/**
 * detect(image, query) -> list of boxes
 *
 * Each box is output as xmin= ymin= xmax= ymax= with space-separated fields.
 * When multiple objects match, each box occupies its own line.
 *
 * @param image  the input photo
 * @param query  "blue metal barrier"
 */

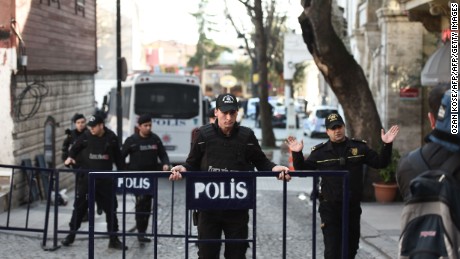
xmin=0 ymin=164 xmax=350 ymax=258
xmin=0 ymin=164 xmax=55 ymax=246
xmin=87 ymin=170 xmax=349 ymax=259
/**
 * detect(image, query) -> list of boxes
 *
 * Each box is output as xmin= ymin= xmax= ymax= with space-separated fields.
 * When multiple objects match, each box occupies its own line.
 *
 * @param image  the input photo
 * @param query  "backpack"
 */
xmin=398 ymin=148 xmax=460 ymax=259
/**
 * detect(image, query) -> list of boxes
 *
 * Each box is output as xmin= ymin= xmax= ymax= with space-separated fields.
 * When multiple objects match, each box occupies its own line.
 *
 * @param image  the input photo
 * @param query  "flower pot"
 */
xmin=372 ymin=182 xmax=398 ymax=203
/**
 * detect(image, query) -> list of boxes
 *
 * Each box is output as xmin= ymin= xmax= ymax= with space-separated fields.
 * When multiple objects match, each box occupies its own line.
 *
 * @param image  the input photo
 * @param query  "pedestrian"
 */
xmin=62 ymin=114 xmax=127 ymax=250
xmin=396 ymin=88 xmax=460 ymax=200
xmin=255 ymin=101 xmax=260 ymax=127
xmin=286 ymin=112 xmax=399 ymax=259
xmin=207 ymin=107 xmax=216 ymax=124
xmin=191 ymin=107 xmax=216 ymax=145
xmin=121 ymin=114 xmax=170 ymax=243
xmin=169 ymin=93 xmax=291 ymax=259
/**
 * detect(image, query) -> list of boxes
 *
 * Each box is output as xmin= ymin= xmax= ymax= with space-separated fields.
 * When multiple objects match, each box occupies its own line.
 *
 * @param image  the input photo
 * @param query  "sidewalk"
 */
xmin=360 ymin=202 xmax=402 ymax=258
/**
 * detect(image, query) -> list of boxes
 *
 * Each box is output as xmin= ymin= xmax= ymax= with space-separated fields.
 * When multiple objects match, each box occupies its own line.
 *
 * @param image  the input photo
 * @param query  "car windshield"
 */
xmin=316 ymin=109 xmax=338 ymax=118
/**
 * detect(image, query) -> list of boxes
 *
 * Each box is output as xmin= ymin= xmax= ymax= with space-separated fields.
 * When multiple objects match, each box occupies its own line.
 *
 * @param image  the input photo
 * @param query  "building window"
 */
xmin=40 ymin=0 xmax=61 ymax=9
xmin=75 ymin=0 xmax=85 ymax=17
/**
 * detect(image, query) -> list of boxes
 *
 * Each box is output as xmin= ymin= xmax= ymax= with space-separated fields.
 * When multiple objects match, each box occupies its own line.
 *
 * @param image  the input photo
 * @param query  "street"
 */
xmin=0 ymin=118 xmax=386 ymax=258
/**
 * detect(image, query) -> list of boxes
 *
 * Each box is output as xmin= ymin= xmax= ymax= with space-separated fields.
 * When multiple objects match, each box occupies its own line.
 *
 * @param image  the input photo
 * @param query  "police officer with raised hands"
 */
xmin=62 ymin=114 xmax=127 ymax=250
xmin=121 ymin=114 xmax=170 ymax=243
xmin=170 ymin=93 xmax=290 ymax=259
xmin=286 ymin=113 xmax=399 ymax=259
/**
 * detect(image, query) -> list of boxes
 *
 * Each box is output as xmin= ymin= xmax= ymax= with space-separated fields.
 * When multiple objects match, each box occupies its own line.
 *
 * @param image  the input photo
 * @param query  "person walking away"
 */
xmin=396 ymin=89 xmax=460 ymax=258
xmin=396 ymin=86 xmax=457 ymax=199
xmin=286 ymin=113 xmax=399 ymax=259
xmin=62 ymin=114 xmax=127 ymax=250
xmin=170 ymin=93 xmax=291 ymax=259
xmin=121 ymin=114 xmax=170 ymax=243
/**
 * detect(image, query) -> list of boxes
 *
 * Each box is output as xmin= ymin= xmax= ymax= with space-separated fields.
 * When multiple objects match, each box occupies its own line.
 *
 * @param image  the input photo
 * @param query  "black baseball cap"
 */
xmin=137 ymin=114 xmax=152 ymax=125
xmin=87 ymin=114 xmax=104 ymax=127
xmin=216 ymin=94 xmax=238 ymax=112
xmin=325 ymin=113 xmax=344 ymax=129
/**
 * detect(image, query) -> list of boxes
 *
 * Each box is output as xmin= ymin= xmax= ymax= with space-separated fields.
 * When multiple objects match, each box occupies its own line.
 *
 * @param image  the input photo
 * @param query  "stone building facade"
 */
xmin=345 ymin=0 xmax=441 ymax=155
xmin=0 ymin=1 xmax=97 ymax=208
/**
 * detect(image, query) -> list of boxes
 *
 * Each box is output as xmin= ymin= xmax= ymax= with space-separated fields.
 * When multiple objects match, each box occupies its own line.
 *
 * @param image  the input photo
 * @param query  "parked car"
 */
xmin=303 ymin=105 xmax=338 ymax=138
xmin=269 ymin=99 xmax=287 ymax=128
xmin=246 ymin=97 xmax=259 ymax=119
xmin=251 ymin=97 xmax=287 ymax=128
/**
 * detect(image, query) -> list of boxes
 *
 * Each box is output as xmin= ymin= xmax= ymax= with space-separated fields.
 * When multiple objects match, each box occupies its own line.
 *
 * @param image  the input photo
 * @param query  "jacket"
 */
xmin=396 ymin=140 xmax=460 ymax=201
xmin=69 ymin=127 xmax=124 ymax=171
xmin=183 ymin=121 xmax=275 ymax=172
xmin=122 ymin=132 xmax=170 ymax=171
xmin=292 ymin=137 xmax=392 ymax=202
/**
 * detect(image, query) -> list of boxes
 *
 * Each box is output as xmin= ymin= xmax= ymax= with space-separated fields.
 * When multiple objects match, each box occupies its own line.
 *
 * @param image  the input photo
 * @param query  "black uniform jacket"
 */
xmin=69 ymin=127 xmax=124 ymax=171
xmin=183 ymin=121 xmax=275 ymax=172
xmin=122 ymin=132 xmax=170 ymax=171
xmin=61 ymin=128 xmax=86 ymax=162
xmin=292 ymin=137 xmax=392 ymax=203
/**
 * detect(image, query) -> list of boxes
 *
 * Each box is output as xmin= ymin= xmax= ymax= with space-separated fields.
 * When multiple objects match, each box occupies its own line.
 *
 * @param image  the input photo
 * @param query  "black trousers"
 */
xmin=318 ymin=201 xmax=362 ymax=259
xmin=197 ymin=210 xmax=249 ymax=259
xmin=68 ymin=175 xmax=119 ymax=234
xmin=135 ymin=195 xmax=152 ymax=233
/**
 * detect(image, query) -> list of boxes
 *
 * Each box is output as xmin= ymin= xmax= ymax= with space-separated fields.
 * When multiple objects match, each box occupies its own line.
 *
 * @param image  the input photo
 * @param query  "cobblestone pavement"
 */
xmin=0 ymin=178 xmax=383 ymax=258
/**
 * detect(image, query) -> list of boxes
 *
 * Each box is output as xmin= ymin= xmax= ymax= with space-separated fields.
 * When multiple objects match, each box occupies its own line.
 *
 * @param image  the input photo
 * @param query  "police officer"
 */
xmin=62 ymin=114 xmax=127 ymax=250
xmin=286 ymin=113 xmax=399 ymax=259
xmin=61 ymin=113 xmax=97 ymax=220
xmin=170 ymin=93 xmax=291 ymax=259
xmin=61 ymin=113 xmax=86 ymax=163
xmin=121 ymin=114 xmax=170 ymax=243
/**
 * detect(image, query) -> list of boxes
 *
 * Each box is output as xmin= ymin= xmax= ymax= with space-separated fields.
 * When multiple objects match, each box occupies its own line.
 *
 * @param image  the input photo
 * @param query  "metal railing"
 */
xmin=87 ymin=170 xmax=350 ymax=259
xmin=0 ymin=164 xmax=350 ymax=258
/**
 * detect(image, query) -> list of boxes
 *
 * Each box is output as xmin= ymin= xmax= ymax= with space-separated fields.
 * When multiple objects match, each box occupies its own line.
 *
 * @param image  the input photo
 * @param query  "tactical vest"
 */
xmin=127 ymin=133 xmax=161 ymax=170
xmin=198 ymin=124 xmax=253 ymax=172
xmin=79 ymin=129 xmax=116 ymax=170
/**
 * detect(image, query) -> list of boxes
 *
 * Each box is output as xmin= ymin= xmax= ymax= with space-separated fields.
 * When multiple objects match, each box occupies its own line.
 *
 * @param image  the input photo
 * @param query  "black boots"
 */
xmin=137 ymin=235 xmax=151 ymax=243
xmin=61 ymin=234 xmax=75 ymax=246
xmin=108 ymin=235 xmax=128 ymax=250
xmin=62 ymin=233 xmax=128 ymax=250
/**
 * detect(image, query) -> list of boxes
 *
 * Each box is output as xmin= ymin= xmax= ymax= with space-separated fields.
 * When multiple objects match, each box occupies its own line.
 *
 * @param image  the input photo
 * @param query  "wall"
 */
xmin=0 ymin=0 xmax=98 ymax=208
xmin=16 ymin=0 xmax=97 ymax=72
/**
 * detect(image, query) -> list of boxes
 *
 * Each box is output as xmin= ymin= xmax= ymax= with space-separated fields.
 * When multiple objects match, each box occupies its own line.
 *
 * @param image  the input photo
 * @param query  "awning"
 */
xmin=421 ymin=41 xmax=450 ymax=86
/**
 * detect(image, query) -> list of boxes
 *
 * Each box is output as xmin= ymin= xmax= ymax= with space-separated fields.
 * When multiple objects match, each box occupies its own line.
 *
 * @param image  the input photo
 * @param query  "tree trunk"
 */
xmin=298 ymin=0 xmax=382 ymax=149
xmin=299 ymin=0 xmax=385 ymax=201
xmin=254 ymin=0 xmax=276 ymax=147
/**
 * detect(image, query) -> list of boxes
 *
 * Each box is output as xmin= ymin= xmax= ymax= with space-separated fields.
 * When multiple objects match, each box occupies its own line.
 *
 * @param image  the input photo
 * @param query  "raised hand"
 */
xmin=285 ymin=136 xmax=304 ymax=152
xmin=381 ymin=125 xmax=400 ymax=144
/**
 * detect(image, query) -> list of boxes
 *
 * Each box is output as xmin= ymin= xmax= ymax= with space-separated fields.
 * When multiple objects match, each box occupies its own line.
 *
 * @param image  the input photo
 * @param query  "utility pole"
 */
xmin=283 ymin=33 xmax=312 ymax=135
xmin=116 ymin=0 xmax=122 ymax=143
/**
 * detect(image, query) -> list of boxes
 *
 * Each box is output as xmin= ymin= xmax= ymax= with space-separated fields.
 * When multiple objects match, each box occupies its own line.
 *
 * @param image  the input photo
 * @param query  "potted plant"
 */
xmin=373 ymin=149 xmax=400 ymax=203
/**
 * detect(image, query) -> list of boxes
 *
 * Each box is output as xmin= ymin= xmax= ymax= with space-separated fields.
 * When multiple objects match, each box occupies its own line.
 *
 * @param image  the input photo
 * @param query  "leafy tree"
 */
xmin=188 ymin=0 xmax=231 ymax=74
xmin=231 ymin=61 xmax=251 ymax=83
xmin=226 ymin=0 xmax=287 ymax=147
